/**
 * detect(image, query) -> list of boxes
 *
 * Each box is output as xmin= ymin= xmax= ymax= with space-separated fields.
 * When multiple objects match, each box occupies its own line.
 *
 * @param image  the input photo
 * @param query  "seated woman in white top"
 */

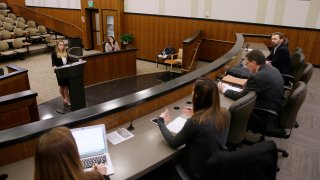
xmin=105 ymin=36 xmax=120 ymax=52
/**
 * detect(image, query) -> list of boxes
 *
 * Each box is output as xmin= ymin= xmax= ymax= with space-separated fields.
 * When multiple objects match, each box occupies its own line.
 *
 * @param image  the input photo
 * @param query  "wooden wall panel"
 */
xmin=123 ymin=14 xmax=320 ymax=65
xmin=28 ymin=7 xmax=82 ymax=29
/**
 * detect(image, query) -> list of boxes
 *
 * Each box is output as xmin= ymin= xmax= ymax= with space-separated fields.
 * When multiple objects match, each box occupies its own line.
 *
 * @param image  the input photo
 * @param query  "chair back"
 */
xmin=102 ymin=41 xmax=107 ymax=52
xmin=13 ymin=39 xmax=24 ymax=49
xmin=27 ymin=21 xmax=36 ymax=28
xmin=279 ymin=81 xmax=307 ymax=128
xmin=178 ymin=48 xmax=183 ymax=59
xmin=3 ymin=22 xmax=13 ymax=32
xmin=16 ymin=22 xmax=25 ymax=30
xmin=8 ymin=13 xmax=16 ymax=20
xmin=0 ymin=67 xmax=4 ymax=76
xmin=1 ymin=30 xmax=11 ymax=39
xmin=0 ymin=3 xmax=7 ymax=10
xmin=38 ymin=25 xmax=47 ymax=34
xmin=227 ymin=91 xmax=256 ymax=145
xmin=291 ymin=51 xmax=305 ymax=77
xmin=27 ymin=28 xmax=37 ymax=36
xmin=0 ymin=41 xmax=9 ymax=51
xmin=299 ymin=63 xmax=313 ymax=85
xmin=5 ymin=17 xmax=14 ymax=25
xmin=14 ymin=28 xmax=24 ymax=37
xmin=0 ymin=10 xmax=7 ymax=17
xmin=17 ymin=17 xmax=26 ymax=24
xmin=205 ymin=141 xmax=278 ymax=180
xmin=0 ymin=14 xmax=5 ymax=22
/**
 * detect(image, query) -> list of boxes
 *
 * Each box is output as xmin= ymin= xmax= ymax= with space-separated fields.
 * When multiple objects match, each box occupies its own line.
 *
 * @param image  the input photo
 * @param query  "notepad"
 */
xmin=222 ymin=75 xmax=247 ymax=88
xmin=166 ymin=117 xmax=187 ymax=134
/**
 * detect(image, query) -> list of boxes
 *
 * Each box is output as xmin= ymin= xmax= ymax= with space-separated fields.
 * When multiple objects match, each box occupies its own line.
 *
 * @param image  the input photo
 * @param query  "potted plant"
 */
xmin=120 ymin=34 xmax=134 ymax=44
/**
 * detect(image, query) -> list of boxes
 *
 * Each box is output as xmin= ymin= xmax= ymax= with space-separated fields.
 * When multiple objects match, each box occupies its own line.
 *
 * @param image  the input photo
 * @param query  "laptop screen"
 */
xmin=71 ymin=124 xmax=107 ymax=158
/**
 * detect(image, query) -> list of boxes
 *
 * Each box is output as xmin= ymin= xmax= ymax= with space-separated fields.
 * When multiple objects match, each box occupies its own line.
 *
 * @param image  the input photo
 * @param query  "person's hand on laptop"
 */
xmin=92 ymin=163 xmax=107 ymax=176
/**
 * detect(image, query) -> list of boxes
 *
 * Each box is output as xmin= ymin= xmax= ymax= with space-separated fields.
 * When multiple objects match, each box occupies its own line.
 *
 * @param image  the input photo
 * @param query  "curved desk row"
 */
xmin=0 ymin=33 xmax=244 ymax=172
xmin=0 ymin=65 xmax=30 ymax=97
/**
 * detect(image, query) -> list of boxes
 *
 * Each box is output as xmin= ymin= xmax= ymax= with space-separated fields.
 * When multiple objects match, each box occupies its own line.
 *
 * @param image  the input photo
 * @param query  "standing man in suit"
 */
xmin=266 ymin=32 xmax=292 ymax=76
xmin=219 ymin=50 xmax=284 ymax=133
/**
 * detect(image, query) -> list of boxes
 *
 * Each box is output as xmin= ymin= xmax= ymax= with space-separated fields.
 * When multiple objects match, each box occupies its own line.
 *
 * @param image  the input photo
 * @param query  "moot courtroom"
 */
xmin=0 ymin=0 xmax=319 ymax=179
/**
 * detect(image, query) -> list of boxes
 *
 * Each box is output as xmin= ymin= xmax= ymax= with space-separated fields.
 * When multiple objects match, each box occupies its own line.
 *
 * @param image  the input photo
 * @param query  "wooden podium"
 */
xmin=56 ymin=61 xmax=86 ymax=111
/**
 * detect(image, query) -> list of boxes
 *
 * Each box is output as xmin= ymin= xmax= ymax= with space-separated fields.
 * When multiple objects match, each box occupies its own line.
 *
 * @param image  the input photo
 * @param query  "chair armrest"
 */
xmin=254 ymin=107 xmax=279 ymax=117
xmin=174 ymin=164 xmax=191 ymax=180
xmin=282 ymin=74 xmax=294 ymax=80
xmin=170 ymin=53 xmax=179 ymax=60
xmin=284 ymin=85 xmax=292 ymax=91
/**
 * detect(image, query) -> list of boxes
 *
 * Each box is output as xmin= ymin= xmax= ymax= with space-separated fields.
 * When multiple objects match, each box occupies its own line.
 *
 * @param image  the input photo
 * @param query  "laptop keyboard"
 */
xmin=81 ymin=155 xmax=107 ymax=169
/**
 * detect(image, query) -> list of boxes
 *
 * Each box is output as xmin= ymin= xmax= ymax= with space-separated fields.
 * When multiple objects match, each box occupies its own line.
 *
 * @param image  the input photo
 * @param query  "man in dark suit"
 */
xmin=219 ymin=50 xmax=284 ymax=133
xmin=266 ymin=32 xmax=292 ymax=76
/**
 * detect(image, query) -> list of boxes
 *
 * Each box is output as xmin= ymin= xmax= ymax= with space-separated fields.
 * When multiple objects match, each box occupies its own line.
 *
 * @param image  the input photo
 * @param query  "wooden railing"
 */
xmin=199 ymin=38 xmax=235 ymax=62
xmin=181 ymin=30 xmax=202 ymax=73
xmin=10 ymin=3 xmax=82 ymax=37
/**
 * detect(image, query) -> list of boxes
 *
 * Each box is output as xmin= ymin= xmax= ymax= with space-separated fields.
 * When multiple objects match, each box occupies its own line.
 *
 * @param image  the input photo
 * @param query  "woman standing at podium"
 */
xmin=52 ymin=40 xmax=71 ymax=106
xmin=157 ymin=77 xmax=230 ymax=180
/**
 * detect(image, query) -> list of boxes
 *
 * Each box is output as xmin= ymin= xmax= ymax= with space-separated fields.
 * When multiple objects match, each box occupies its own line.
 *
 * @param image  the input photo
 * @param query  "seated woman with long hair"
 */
xmin=34 ymin=127 xmax=110 ymax=180
xmin=157 ymin=77 xmax=230 ymax=180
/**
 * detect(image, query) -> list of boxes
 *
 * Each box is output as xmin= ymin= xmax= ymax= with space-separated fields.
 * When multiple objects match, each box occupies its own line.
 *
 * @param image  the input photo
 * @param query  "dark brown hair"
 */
xmin=192 ymin=77 xmax=230 ymax=131
xmin=34 ymin=127 xmax=103 ymax=180
xmin=245 ymin=49 xmax=266 ymax=65
xmin=271 ymin=32 xmax=284 ymax=39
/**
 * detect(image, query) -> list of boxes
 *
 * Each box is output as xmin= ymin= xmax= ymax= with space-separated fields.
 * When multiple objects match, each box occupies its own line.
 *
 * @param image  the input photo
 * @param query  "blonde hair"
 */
xmin=34 ymin=127 xmax=103 ymax=180
xmin=55 ymin=40 xmax=67 ymax=59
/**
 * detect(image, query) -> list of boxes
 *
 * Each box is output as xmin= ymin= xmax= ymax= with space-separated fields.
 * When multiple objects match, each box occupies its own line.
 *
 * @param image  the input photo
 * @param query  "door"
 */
xmin=91 ymin=11 xmax=101 ymax=50
xmin=102 ymin=10 xmax=118 ymax=43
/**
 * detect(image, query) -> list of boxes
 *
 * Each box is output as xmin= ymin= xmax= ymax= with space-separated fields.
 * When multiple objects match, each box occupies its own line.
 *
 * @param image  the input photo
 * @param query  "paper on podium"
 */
xmin=166 ymin=117 xmax=187 ymax=134
xmin=222 ymin=75 xmax=247 ymax=88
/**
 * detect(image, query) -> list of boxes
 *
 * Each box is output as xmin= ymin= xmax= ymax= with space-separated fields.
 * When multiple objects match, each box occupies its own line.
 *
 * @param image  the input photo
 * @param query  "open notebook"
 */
xmin=71 ymin=124 xmax=114 ymax=175
xmin=166 ymin=117 xmax=187 ymax=134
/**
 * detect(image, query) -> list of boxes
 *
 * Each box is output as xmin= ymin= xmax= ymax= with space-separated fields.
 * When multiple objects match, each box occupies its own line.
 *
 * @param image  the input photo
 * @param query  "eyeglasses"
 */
xmin=243 ymin=60 xmax=252 ymax=66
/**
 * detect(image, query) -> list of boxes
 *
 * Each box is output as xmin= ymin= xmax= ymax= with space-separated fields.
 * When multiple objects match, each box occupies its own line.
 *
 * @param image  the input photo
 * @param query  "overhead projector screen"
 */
xmin=25 ymin=0 xmax=81 ymax=10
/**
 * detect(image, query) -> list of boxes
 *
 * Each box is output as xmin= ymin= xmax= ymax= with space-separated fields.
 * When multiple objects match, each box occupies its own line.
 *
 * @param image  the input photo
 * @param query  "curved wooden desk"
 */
xmin=0 ymin=33 xmax=244 ymax=170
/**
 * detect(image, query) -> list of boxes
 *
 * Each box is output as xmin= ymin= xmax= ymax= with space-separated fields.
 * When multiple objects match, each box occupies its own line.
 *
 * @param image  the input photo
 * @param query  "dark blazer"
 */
xmin=51 ymin=52 xmax=71 ymax=67
xmin=224 ymin=64 xmax=284 ymax=113
xmin=267 ymin=44 xmax=292 ymax=75
xmin=157 ymin=115 xmax=230 ymax=180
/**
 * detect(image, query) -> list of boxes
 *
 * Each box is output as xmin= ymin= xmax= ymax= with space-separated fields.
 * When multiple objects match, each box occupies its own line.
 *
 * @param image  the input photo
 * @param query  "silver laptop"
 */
xmin=71 ymin=124 xmax=114 ymax=175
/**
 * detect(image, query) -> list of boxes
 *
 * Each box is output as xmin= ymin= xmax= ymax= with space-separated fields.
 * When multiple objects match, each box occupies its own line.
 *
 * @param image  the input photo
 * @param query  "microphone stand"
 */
xmin=127 ymin=120 xmax=135 ymax=131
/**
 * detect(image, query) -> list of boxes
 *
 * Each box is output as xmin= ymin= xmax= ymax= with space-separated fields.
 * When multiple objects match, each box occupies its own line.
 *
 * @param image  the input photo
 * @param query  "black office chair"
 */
xmin=0 ymin=67 xmax=4 ymax=76
xmin=282 ymin=50 xmax=305 ymax=88
xmin=252 ymin=81 xmax=307 ymax=157
xmin=227 ymin=91 xmax=256 ymax=150
xmin=297 ymin=62 xmax=313 ymax=85
xmin=175 ymin=141 xmax=278 ymax=180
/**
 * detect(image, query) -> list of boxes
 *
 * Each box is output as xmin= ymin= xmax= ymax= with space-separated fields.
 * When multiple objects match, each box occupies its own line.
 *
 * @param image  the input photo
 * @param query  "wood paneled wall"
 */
xmin=28 ymin=7 xmax=82 ymax=29
xmin=123 ymin=13 xmax=320 ymax=66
